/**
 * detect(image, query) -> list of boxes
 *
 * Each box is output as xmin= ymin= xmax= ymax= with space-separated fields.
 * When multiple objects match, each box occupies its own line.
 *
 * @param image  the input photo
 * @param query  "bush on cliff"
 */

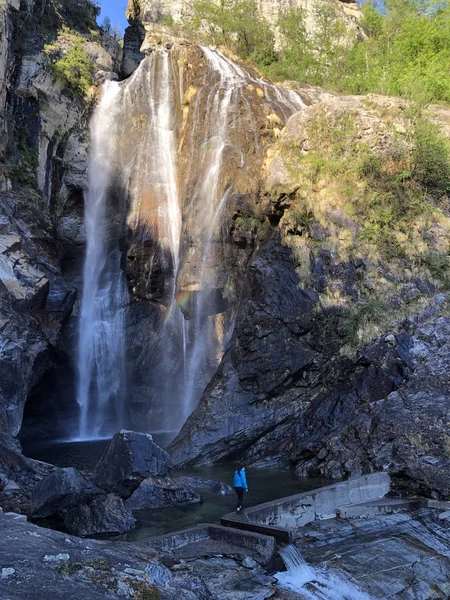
xmin=44 ymin=27 xmax=94 ymax=97
xmin=280 ymin=105 xmax=450 ymax=270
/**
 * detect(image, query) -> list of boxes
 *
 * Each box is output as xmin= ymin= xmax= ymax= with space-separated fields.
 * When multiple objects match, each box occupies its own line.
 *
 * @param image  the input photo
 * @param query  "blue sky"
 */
xmin=97 ymin=0 xmax=129 ymax=32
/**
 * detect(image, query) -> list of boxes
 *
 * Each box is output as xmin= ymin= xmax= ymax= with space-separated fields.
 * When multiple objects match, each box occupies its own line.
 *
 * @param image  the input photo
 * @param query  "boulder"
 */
xmin=0 ymin=438 xmax=54 ymax=514
xmin=177 ymin=476 xmax=233 ymax=495
xmin=63 ymin=494 xmax=136 ymax=537
xmin=125 ymin=476 xmax=202 ymax=510
xmin=31 ymin=467 xmax=101 ymax=518
xmin=93 ymin=430 xmax=172 ymax=498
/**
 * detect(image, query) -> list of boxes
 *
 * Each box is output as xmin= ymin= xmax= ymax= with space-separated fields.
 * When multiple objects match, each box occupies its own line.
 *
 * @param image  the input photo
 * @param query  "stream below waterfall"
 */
xmin=21 ymin=437 xmax=330 ymax=540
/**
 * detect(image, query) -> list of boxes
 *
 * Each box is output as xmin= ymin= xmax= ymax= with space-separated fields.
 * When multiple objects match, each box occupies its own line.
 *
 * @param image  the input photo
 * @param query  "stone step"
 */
xmin=337 ymin=498 xmax=423 ymax=519
xmin=3 ymin=511 xmax=27 ymax=522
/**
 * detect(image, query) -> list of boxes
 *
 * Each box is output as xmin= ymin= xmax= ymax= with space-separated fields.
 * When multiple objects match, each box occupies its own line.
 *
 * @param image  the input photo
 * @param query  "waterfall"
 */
xmin=276 ymin=545 xmax=373 ymax=600
xmin=76 ymin=81 xmax=128 ymax=440
xmin=76 ymin=46 xmax=306 ymax=437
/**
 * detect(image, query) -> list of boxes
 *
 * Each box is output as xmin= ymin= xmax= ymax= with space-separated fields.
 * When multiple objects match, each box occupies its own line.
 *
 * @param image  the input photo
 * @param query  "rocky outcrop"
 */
xmin=293 ymin=309 xmax=450 ymax=498
xmin=63 ymin=493 xmax=136 ymax=536
xmin=31 ymin=467 xmax=101 ymax=518
xmin=125 ymin=476 xmax=202 ymax=509
xmin=93 ymin=431 xmax=173 ymax=497
xmin=0 ymin=434 xmax=54 ymax=513
xmin=169 ymin=240 xmax=321 ymax=466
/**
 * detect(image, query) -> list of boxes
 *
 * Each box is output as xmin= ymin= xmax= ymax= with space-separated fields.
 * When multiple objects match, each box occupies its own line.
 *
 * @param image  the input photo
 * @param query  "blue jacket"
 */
xmin=233 ymin=469 xmax=248 ymax=489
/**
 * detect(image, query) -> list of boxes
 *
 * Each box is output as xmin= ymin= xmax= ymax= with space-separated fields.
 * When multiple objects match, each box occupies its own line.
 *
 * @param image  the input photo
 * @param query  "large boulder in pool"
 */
xmin=93 ymin=430 xmax=172 ymax=498
xmin=125 ymin=476 xmax=202 ymax=510
xmin=31 ymin=467 xmax=101 ymax=518
xmin=64 ymin=493 xmax=136 ymax=536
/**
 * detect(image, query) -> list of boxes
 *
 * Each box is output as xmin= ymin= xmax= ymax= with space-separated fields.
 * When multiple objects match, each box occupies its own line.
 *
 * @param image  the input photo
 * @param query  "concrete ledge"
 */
xmin=143 ymin=523 xmax=276 ymax=564
xmin=428 ymin=500 xmax=450 ymax=510
xmin=337 ymin=498 xmax=423 ymax=519
xmin=220 ymin=514 xmax=291 ymax=542
xmin=241 ymin=473 xmax=391 ymax=529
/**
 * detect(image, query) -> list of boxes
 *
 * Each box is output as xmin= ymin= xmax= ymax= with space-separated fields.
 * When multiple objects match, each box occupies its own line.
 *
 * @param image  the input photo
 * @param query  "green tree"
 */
xmin=192 ymin=0 xmax=276 ymax=65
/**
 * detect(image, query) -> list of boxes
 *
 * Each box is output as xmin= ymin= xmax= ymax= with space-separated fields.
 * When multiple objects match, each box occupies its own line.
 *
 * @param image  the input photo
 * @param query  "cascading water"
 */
xmin=76 ymin=44 xmax=306 ymax=437
xmin=276 ymin=545 xmax=373 ymax=600
xmin=180 ymin=48 xmax=304 ymax=420
xmin=120 ymin=52 xmax=185 ymax=432
xmin=76 ymin=81 xmax=129 ymax=440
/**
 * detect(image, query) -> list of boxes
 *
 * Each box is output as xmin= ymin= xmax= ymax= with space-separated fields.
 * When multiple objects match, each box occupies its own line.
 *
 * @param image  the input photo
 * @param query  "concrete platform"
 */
xmin=238 ymin=472 xmax=391 ymax=530
xmin=336 ymin=497 xmax=423 ymax=519
xmin=143 ymin=523 xmax=276 ymax=565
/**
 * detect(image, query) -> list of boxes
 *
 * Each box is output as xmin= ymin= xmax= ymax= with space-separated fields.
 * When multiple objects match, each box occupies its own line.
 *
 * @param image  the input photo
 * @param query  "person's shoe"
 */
xmin=236 ymin=507 xmax=241 ymax=513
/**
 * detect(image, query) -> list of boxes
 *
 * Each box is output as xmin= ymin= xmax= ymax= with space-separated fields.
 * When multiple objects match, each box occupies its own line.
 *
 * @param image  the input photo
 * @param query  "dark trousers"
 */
xmin=235 ymin=486 xmax=244 ymax=509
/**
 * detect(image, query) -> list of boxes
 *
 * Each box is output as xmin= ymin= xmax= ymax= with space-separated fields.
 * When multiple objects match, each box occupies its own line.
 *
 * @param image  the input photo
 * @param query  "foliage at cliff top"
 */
xmin=279 ymin=104 xmax=450 ymax=277
xmin=44 ymin=27 xmax=94 ymax=97
xmin=52 ymin=0 xmax=101 ymax=33
xmin=192 ymin=0 xmax=450 ymax=105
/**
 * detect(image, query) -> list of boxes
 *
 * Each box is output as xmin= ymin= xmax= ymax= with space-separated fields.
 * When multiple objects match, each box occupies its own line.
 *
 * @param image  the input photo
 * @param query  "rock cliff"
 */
xmin=170 ymin=92 xmax=450 ymax=497
xmin=0 ymin=0 xmax=122 ymax=436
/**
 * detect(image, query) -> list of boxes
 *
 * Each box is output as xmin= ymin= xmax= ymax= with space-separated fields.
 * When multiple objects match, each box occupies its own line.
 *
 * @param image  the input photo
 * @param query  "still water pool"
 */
xmin=21 ymin=436 xmax=330 ymax=540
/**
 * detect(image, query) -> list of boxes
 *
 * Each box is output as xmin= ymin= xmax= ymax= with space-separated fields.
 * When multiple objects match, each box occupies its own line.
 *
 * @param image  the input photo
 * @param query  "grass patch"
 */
xmin=281 ymin=108 xmax=450 ymax=265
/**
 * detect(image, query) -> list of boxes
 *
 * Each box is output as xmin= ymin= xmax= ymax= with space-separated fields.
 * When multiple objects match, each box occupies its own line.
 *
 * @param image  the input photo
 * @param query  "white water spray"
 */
xmin=276 ymin=545 xmax=373 ymax=600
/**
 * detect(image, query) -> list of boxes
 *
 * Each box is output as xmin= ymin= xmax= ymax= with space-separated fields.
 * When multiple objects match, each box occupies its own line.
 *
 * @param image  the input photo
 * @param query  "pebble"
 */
xmin=1 ymin=568 xmax=16 ymax=578
xmin=242 ymin=556 xmax=258 ymax=569
xmin=43 ymin=553 xmax=70 ymax=562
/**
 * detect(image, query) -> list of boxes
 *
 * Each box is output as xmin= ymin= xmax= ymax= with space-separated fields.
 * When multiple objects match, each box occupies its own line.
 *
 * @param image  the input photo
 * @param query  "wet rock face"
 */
xmin=0 ymin=0 xmax=121 ymax=440
xmin=0 ymin=222 xmax=73 ymax=436
xmin=93 ymin=430 xmax=173 ymax=498
xmin=169 ymin=240 xmax=320 ymax=466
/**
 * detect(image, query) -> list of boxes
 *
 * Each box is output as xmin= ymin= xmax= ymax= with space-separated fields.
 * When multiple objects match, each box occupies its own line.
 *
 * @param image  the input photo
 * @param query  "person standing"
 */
xmin=233 ymin=466 xmax=248 ymax=513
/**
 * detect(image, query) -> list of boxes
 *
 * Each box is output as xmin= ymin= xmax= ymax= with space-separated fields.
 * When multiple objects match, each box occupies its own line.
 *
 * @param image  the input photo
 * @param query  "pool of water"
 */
xmin=121 ymin=464 xmax=330 ymax=541
xmin=22 ymin=436 xmax=330 ymax=540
